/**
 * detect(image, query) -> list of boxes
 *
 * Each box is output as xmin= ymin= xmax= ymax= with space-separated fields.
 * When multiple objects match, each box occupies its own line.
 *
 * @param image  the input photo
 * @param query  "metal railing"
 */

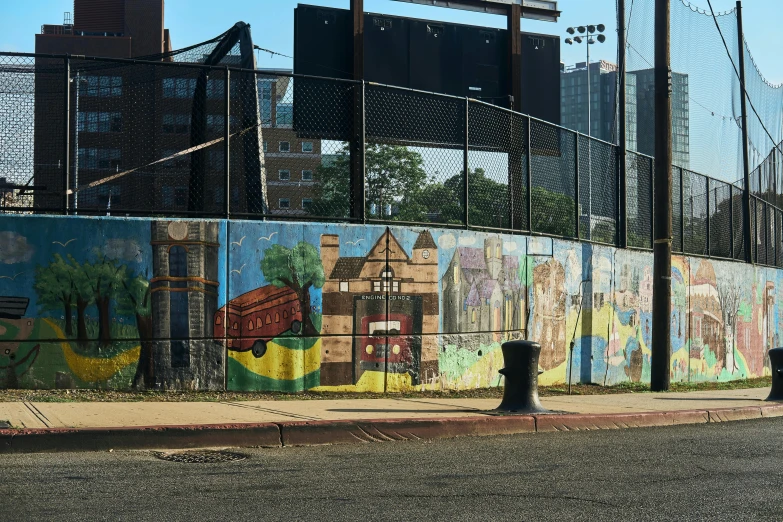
xmin=1 ymin=51 xmax=780 ymax=267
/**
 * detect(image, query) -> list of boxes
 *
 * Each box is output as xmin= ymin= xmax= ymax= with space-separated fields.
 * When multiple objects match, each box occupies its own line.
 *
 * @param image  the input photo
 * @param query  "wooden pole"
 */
xmin=650 ymin=0 xmax=673 ymax=392
xmin=736 ymin=1 xmax=753 ymax=264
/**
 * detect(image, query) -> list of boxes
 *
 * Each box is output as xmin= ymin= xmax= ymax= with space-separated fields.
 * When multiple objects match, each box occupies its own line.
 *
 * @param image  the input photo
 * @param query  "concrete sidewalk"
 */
xmin=0 ymin=387 xmax=771 ymax=429
xmin=1 ymin=387 xmax=781 ymax=453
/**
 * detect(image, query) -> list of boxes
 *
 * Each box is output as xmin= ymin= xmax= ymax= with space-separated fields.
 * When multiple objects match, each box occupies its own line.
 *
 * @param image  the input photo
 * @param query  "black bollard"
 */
xmin=765 ymin=348 xmax=783 ymax=401
xmin=496 ymin=340 xmax=549 ymax=414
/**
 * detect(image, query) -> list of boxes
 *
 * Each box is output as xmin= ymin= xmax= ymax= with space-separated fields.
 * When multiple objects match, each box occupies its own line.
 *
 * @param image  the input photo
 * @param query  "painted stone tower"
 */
xmin=150 ymin=221 xmax=223 ymax=390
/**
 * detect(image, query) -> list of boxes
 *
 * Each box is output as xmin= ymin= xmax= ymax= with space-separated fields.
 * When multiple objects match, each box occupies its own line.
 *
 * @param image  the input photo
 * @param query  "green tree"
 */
xmin=34 ymin=254 xmax=77 ymax=336
xmin=416 ymin=168 xmax=577 ymax=235
xmin=260 ymin=242 xmax=324 ymax=336
xmin=315 ymin=143 xmax=427 ymax=219
xmin=117 ymin=272 xmax=153 ymax=389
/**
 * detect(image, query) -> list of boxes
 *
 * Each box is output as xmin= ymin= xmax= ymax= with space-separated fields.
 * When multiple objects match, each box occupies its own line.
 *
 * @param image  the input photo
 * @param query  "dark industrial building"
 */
xmin=293 ymin=4 xmax=561 ymax=130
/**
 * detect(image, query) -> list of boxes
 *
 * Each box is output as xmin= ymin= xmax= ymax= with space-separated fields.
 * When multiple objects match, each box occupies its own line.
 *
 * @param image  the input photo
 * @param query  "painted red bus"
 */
xmin=359 ymin=313 xmax=413 ymax=373
xmin=215 ymin=285 xmax=302 ymax=358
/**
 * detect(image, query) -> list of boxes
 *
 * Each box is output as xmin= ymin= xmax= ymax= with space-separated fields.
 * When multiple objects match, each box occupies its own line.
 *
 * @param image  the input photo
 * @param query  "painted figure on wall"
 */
xmin=320 ymin=229 xmax=439 ymax=386
xmin=532 ymin=258 xmax=567 ymax=370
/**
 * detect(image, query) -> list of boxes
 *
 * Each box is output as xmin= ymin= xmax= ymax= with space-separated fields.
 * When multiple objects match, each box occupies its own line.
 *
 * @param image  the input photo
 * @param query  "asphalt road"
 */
xmin=3 ymin=418 xmax=783 ymax=521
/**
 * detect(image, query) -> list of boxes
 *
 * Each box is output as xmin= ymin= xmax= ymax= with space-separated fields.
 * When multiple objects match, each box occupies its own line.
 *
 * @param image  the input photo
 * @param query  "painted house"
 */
xmin=441 ymin=237 xmax=524 ymax=343
xmin=319 ymin=229 xmax=439 ymax=386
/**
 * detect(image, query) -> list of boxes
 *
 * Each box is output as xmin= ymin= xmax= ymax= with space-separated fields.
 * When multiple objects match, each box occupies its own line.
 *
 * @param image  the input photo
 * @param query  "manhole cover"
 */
xmin=154 ymin=450 xmax=247 ymax=464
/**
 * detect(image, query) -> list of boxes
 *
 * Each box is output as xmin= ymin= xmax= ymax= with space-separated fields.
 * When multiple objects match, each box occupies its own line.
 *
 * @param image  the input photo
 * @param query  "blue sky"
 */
xmin=2 ymin=0 xmax=781 ymax=83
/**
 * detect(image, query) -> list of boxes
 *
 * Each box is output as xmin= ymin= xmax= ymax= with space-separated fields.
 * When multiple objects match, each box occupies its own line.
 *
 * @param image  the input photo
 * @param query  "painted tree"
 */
xmin=717 ymin=282 xmax=741 ymax=373
xmin=34 ymin=254 xmax=76 ymax=336
xmin=73 ymin=257 xmax=127 ymax=347
xmin=117 ymin=272 xmax=153 ymax=389
xmin=67 ymin=255 xmax=94 ymax=345
xmin=260 ymin=242 xmax=324 ymax=336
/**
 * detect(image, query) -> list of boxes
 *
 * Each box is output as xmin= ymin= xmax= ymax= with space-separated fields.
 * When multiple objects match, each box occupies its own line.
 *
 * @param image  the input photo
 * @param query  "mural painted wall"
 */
xmin=0 ymin=215 xmax=777 ymax=391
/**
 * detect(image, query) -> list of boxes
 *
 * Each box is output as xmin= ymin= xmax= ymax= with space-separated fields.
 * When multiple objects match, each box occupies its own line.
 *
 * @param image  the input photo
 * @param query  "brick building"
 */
xmin=34 ymin=0 xmax=170 ymax=211
xmin=33 ymin=0 xmax=266 ymax=215
xmin=257 ymin=70 xmax=322 ymax=215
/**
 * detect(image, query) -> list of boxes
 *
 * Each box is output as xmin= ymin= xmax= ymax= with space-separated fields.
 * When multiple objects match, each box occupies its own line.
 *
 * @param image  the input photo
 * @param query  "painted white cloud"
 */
xmin=528 ymin=237 xmax=553 ymax=256
xmin=104 ymin=239 xmax=143 ymax=262
xmin=458 ymin=236 xmax=476 ymax=246
xmin=437 ymin=233 xmax=456 ymax=250
xmin=0 ymin=232 xmax=34 ymax=264
xmin=503 ymin=241 xmax=517 ymax=253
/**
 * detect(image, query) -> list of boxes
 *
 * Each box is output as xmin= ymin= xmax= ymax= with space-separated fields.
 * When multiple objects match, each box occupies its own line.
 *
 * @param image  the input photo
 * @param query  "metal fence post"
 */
xmin=463 ymin=97 xmax=469 ymax=229
xmin=753 ymin=198 xmax=758 ymax=262
xmin=526 ymin=116 xmax=533 ymax=231
xmin=63 ymin=55 xmax=70 ymax=215
xmin=679 ymin=166 xmax=684 ymax=252
xmin=574 ymin=132 xmax=580 ymax=240
xmin=224 ymin=67 xmax=230 ymax=218
xmin=706 ymin=178 xmax=711 ymax=256
xmin=350 ymin=81 xmax=366 ymax=223
xmin=729 ymin=184 xmax=735 ymax=259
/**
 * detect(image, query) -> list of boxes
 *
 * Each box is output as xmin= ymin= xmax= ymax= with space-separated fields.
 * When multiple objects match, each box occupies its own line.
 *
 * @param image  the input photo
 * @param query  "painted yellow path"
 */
xmin=44 ymin=319 xmax=140 ymax=383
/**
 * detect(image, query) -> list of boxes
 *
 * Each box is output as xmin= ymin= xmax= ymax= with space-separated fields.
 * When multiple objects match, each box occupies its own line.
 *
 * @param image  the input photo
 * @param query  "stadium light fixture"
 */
xmin=565 ymin=22 xmax=607 ymax=240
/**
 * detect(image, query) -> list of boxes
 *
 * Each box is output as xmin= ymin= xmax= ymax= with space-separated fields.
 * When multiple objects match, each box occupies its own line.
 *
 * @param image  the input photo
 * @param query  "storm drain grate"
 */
xmin=154 ymin=450 xmax=247 ymax=464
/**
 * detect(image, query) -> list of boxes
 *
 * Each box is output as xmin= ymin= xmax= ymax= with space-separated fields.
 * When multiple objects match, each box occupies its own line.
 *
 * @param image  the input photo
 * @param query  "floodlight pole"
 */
xmin=566 ymin=26 xmax=606 ymax=241
xmin=651 ymin=0 xmax=673 ymax=391
xmin=586 ymin=40 xmax=592 ymax=240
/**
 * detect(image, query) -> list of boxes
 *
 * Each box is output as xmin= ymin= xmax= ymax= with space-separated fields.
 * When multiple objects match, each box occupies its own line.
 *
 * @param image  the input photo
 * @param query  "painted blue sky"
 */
xmin=0 ymin=215 xmax=152 ymax=315
xmin=0 ymin=216 xmax=228 ymax=319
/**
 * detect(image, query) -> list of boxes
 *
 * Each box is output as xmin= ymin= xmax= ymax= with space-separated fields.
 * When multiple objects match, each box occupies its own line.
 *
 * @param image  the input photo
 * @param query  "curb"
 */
xmin=0 ymin=423 xmax=281 ymax=454
xmin=1 ymin=403 xmax=780 ymax=454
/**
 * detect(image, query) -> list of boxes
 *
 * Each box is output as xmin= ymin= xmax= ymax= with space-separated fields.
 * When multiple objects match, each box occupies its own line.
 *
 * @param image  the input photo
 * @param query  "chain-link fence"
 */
xmin=4 ymin=50 xmax=783 ymax=269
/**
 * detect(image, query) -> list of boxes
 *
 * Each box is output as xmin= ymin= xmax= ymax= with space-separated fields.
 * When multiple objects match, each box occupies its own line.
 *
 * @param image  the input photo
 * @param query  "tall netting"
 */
xmin=626 ymin=1 xmax=741 ymax=180
xmin=624 ymin=0 xmax=783 ymax=265
xmin=742 ymin=40 xmax=783 ymax=173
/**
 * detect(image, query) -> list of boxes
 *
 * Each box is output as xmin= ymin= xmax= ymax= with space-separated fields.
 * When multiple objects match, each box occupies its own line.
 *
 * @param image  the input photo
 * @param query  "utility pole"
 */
xmin=650 ymin=0 xmax=672 ymax=391
xmin=736 ymin=0 xmax=753 ymax=264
